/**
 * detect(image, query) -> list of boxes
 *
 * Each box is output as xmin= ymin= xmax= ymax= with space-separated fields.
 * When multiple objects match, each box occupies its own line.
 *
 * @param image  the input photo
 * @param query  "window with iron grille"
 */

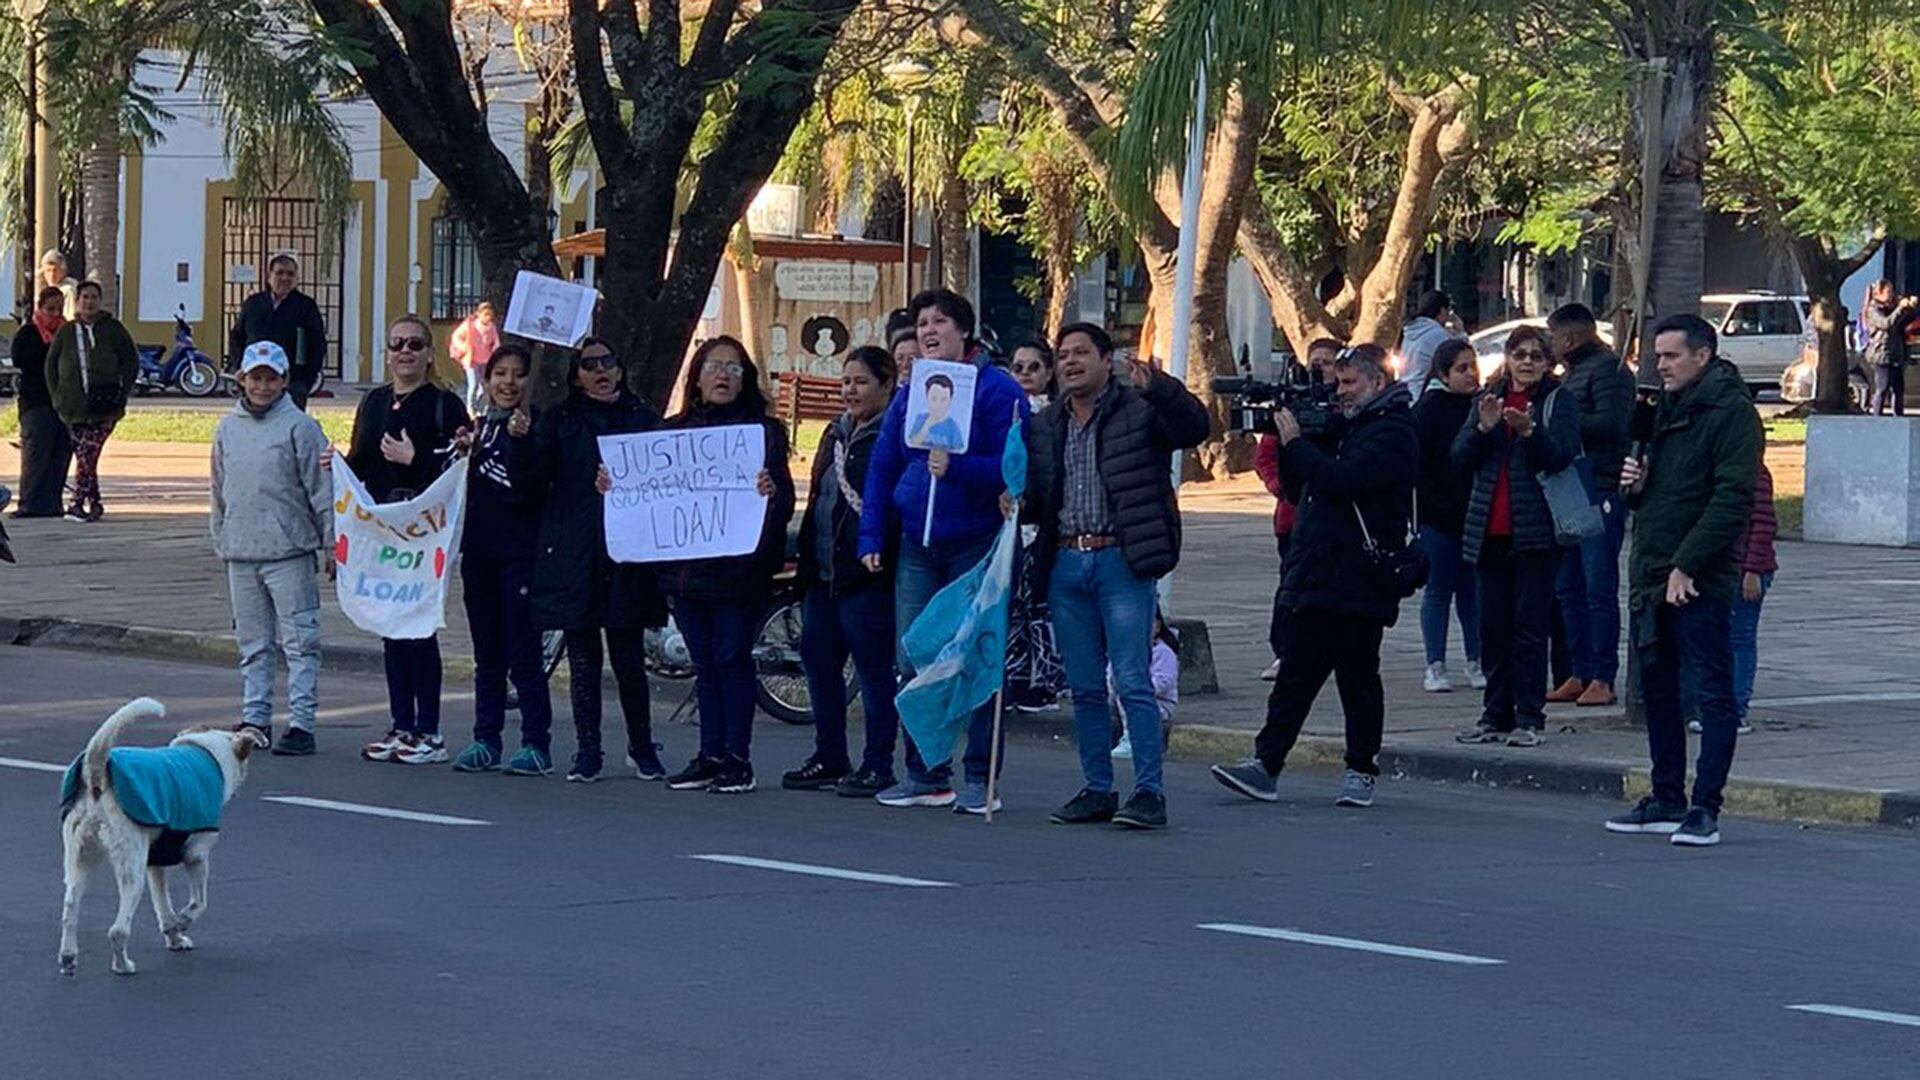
xmin=430 ymin=215 xmax=484 ymax=321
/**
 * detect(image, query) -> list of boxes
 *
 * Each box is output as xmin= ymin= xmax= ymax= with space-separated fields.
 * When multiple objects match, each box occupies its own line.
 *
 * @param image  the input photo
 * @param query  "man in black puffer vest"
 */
xmin=1020 ymin=323 xmax=1209 ymax=831
xmin=1212 ymin=344 xmax=1417 ymax=810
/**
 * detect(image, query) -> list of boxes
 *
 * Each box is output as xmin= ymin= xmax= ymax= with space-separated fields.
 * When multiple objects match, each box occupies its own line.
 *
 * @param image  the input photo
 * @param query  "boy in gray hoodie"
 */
xmin=211 ymin=341 xmax=333 ymax=755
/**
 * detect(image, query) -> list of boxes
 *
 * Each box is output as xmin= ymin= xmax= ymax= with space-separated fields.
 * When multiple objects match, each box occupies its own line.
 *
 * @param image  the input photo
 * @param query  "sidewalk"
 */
xmin=6 ymin=438 xmax=1920 ymax=826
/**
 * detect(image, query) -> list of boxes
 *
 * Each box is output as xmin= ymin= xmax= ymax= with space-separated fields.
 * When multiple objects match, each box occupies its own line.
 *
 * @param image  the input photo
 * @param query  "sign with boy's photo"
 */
xmin=904 ymin=359 xmax=976 ymax=453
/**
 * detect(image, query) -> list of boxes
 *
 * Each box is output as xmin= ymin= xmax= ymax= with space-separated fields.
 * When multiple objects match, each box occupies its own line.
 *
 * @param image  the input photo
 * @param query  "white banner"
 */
xmin=331 ymin=459 xmax=468 ymax=640
xmin=773 ymin=260 xmax=880 ymax=303
xmin=598 ymin=425 xmax=767 ymax=563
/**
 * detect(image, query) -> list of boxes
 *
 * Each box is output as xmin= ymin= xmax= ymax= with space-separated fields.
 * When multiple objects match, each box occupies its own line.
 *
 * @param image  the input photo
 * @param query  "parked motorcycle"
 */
xmin=135 ymin=305 xmax=221 ymax=397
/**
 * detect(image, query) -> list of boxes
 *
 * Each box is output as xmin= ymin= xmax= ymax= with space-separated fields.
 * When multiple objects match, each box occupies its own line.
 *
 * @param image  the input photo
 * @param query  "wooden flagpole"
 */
xmin=983 ymin=685 xmax=1006 ymax=824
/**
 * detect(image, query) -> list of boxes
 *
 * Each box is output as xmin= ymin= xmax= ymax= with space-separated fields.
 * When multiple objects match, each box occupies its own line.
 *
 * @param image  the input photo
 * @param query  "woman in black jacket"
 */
xmin=452 ymin=345 xmax=552 ymax=777
xmin=652 ymin=337 xmax=795 ymax=794
xmin=346 ymin=316 xmax=471 ymax=766
xmin=1450 ymin=325 xmax=1579 ymax=747
xmin=1412 ymin=339 xmax=1482 ymax=694
xmin=9 ymin=287 xmax=72 ymax=517
xmin=781 ymin=346 xmax=902 ymax=797
xmin=534 ymin=338 xmax=668 ymax=783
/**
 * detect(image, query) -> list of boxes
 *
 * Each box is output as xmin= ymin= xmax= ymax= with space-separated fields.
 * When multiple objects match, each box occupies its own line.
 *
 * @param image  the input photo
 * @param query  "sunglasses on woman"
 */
xmin=1012 ymin=361 xmax=1047 ymax=376
xmin=702 ymin=359 xmax=744 ymax=378
xmin=388 ymin=336 xmax=429 ymax=353
xmin=578 ymin=353 xmax=621 ymax=372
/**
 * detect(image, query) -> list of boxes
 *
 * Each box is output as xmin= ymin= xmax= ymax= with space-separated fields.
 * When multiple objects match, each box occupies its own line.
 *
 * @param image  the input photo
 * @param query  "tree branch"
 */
xmin=568 ymin=0 xmax=633 ymax=168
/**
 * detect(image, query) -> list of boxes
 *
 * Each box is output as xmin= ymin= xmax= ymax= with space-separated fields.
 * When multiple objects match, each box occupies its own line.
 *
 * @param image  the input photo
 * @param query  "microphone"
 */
xmin=1629 ymin=387 xmax=1659 ymax=461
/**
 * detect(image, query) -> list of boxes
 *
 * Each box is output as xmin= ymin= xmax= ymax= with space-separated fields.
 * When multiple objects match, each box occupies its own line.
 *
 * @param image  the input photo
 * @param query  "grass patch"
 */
xmin=1775 ymin=494 xmax=1804 ymax=539
xmin=0 ymin=406 xmax=355 ymax=445
xmin=1765 ymin=417 xmax=1806 ymax=444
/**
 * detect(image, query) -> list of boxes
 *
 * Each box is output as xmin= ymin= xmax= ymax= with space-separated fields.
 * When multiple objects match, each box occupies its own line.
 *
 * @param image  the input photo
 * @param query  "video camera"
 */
xmin=1211 ymin=352 xmax=1339 ymax=439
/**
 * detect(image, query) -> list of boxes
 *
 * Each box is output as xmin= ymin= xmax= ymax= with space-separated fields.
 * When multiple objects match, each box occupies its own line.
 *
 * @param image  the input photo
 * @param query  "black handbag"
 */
xmin=1352 ymin=502 xmax=1428 ymax=599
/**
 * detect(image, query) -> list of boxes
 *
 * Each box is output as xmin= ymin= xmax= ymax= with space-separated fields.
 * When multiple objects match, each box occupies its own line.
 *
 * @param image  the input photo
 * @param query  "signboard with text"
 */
xmin=597 ymin=426 xmax=768 ymax=563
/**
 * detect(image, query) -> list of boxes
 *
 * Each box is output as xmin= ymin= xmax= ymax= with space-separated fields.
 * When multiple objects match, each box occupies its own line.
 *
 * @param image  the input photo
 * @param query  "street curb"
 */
xmin=7 ymin=616 xmax=1913 ymax=830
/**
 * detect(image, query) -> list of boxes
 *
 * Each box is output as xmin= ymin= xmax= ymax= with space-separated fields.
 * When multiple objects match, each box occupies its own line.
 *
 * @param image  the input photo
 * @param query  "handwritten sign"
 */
xmin=598 ymin=425 xmax=768 ymax=563
xmin=774 ymin=260 xmax=880 ymax=303
xmin=504 ymin=270 xmax=596 ymax=347
xmin=332 ymin=459 xmax=468 ymax=640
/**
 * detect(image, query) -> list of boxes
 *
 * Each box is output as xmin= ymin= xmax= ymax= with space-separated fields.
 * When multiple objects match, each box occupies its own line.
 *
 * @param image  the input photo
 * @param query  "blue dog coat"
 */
xmin=59 ymin=744 xmax=225 ymax=865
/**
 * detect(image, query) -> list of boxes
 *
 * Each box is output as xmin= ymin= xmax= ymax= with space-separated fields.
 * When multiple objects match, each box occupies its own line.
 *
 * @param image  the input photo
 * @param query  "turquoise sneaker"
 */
xmin=504 ymin=745 xmax=553 ymax=777
xmin=452 ymin=742 xmax=502 ymax=773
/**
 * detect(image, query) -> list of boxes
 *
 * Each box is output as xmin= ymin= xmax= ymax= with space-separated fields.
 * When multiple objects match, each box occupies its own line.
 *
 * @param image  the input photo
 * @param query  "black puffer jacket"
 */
xmin=1024 ymin=371 xmax=1211 ymax=598
xmin=797 ymin=412 xmax=891 ymax=597
xmin=1277 ymin=383 xmax=1419 ymax=626
xmin=1412 ymin=386 xmax=1473 ymax=536
xmin=1452 ymin=375 xmax=1580 ymax=564
xmin=657 ymin=405 xmax=796 ymax=605
xmin=1557 ymin=340 xmax=1634 ymax=494
xmin=529 ymin=390 xmax=668 ymax=632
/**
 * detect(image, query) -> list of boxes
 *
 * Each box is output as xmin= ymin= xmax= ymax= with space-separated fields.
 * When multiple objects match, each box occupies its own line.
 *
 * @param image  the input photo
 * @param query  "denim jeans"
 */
xmin=1873 ymin=364 xmax=1906 ymax=416
xmin=462 ymin=555 xmax=552 ymax=753
xmin=1048 ymin=548 xmax=1163 ymax=795
xmin=802 ymin=585 xmax=901 ymax=775
xmin=895 ymin=532 xmax=1002 ymax=786
xmin=382 ymin=636 xmax=443 ymax=736
xmin=677 ymin=599 xmax=761 ymax=763
xmin=1554 ymin=496 xmax=1627 ymax=684
xmin=1636 ymin=597 xmax=1739 ymax=812
xmin=1418 ymin=526 xmax=1479 ymax=668
xmin=1731 ymin=573 xmax=1771 ymax=723
xmin=228 ymin=556 xmax=322 ymax=733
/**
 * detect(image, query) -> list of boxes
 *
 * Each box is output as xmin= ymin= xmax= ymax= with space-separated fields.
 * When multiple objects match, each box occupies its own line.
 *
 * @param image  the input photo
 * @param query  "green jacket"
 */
xmin=45 ymin=313 xmax=139 ymax=426
xmin=1626 ymin=358 xmax=1762 ymax=612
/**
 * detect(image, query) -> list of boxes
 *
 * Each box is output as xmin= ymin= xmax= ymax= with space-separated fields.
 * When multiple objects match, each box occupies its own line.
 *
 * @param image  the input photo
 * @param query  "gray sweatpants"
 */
xmin=229 ymin=556 xmax=323 ymax=732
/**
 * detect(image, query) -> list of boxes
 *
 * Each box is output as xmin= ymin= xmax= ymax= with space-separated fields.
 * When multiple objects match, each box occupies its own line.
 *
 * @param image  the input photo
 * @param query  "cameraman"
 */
xmin=1212 ymin=344 xmax=1417 ymax=809
xmin=1253 ymin=337 xmax=1342 ymax=679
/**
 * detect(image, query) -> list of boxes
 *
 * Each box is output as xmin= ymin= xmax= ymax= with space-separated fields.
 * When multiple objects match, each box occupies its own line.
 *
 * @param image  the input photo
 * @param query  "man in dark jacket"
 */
xmin=228 ymin=254 xmax=329 ymax=409
xmin=1605 ymin=315 xmax=1761 ymax=847
xmin=1213 ymin=345 xmax=1417 ymax=809
xmin=1546 ymin=303 xmax=1635 ymax=707
xmin=1023 ymin=323 xmax=1209 ymax=831
xmin=1862 ymin=280 xmax=1916 ymax=416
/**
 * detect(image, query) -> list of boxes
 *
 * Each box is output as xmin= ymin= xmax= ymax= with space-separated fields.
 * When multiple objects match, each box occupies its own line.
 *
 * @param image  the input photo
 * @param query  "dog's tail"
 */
xmin=80 ymin=697 xmax=166 ymax=799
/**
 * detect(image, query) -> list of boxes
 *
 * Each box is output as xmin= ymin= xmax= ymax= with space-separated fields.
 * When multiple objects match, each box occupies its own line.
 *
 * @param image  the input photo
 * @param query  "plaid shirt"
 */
xmin=1058 ymin=385 xmax=1114 ymax=537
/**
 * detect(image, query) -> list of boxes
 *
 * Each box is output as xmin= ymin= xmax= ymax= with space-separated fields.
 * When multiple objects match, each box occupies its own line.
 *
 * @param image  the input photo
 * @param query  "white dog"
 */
xmin=57 ymin=698 xmax=265 ymax=976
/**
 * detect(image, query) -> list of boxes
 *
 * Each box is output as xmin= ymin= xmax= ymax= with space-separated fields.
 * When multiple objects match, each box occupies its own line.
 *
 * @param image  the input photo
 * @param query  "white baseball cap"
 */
xmin=240 ymin=341 xmax=289 ymax=376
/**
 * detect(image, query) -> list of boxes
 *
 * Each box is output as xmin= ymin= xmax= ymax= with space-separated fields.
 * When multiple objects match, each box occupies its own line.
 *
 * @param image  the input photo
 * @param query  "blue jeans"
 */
xmin=1048 ymin=548 xmax=1163 ymax=795
xmin=895 ymin=533 xmax=1002 ymax=786
xmin=1555 ymin=497 xmax=1627 ymax=683
xmin=1636 ymin=597 xmax=1739 ymax=812
xmin=1418 ymin=527 xmax=1480 ymax=668
xmin=1731 ymin=573 xmax=1771 ymax=722
xmin=802 ymin=586 xmax=900 ymax=775
xmin=677 ymin=600 xmax=761 ymax=763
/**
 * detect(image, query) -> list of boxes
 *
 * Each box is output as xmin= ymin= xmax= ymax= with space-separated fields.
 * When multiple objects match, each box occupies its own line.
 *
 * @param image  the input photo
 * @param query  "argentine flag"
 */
xmin=895 ymin=412 xmax=1029 ymax=766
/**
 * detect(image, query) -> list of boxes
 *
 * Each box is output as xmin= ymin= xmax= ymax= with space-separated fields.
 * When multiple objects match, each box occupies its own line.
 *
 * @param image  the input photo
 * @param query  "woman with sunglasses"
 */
xmin=1005 ymin=338 xmax=1067 ymax=714
xmin=533 ymin=337 xmax=670 ymax=783
xmin=450 ymin=344 xmax=553 ymax=776
xmin=649 ymin=336 xmax=794 ymax=794
xmin=347 ymin=316 xmax=471 ymax=766
xmin=1450 ymin=324 xmax=1579 ymax=748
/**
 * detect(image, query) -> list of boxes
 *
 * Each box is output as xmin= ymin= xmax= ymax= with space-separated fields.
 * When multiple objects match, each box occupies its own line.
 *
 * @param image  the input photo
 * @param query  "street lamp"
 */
xmin=884 ymin=58 xmax=932 ymax=309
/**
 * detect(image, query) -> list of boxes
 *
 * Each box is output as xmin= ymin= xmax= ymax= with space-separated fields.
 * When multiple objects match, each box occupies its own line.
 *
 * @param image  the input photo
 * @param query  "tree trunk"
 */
xmin=1630 ymin=23 xmax=1714 ymax=371
xmin=936 ymin=174 xmax=971 ymax=294
xmin=1347 ymin=87 xmax=1473 ymax=347
xmin=1789 ymin=232 xmax=1881 ymax=414
xmin=79 ymin=110 xmax=121 ymax=312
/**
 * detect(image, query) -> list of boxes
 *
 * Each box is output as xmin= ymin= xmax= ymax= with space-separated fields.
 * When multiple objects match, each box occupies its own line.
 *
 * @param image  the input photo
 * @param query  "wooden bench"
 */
xmin=775 ymin=372 xmax=843 ymax=436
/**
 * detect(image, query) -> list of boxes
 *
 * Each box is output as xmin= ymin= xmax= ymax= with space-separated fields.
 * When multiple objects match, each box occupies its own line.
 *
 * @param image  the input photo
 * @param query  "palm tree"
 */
xmin=39 ymin=0 xmax=352 ymax=311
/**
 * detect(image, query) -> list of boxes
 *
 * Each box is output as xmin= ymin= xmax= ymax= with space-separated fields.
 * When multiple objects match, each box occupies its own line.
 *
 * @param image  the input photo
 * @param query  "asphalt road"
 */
xmin=2 ymin=646 xmax=1915 ymax=1078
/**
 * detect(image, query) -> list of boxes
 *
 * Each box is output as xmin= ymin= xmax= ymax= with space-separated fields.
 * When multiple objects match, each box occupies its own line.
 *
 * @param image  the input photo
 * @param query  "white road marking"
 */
xmin=1197 ymin=923 xmax=1506 ymax=966
xmin=0 ymin=755 xmax=67 ymax=773
xmin=1751 ymin=691 xmax=1920 ymax=708
xmin=1786 ymin=1003 xmax=1920 ymax=1029
xmin=261 ymin=795 xmax=491 ymax=827
xmin=686 ymin=854 xmax=957 ymax=888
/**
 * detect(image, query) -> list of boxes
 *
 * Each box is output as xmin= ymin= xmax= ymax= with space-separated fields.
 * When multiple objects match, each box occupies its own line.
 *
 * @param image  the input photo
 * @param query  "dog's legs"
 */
xmin=180 ymin=849 xmax=210 ymax=927
xmin=106 ymin=844 xmax=148 ymax=976
xmin=58 ymin=826 xmax=87 ymax=976
xmin=148 ymin=868 xmax=193 ymax=951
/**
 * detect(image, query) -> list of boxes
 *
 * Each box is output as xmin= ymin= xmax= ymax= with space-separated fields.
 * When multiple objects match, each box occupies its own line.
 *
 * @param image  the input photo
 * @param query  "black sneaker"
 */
xmin=834 ymin=767 xmax=896 ymax=799
xmin=1210 ymin=759 xmax=1279 ymax=802
xmin=627 ymin=742 xmax=666 ymax=781
xmin=1049 ymin=788 xmax=1118 ymax=825
xmin=566 ymin=751 xmax=604 ymax=783
xmin=710 ymin=758 xmax=756 ymax=794
xmin=271 ymin=728 xmax=315 ymax=757
xmin=1670 ymin=807 xmax=1721 ymax=847
xmin=782 ymin=757 xmax=851 ymax=791
xmin=234 ymin=722 xmax=272 ymax=752
xmin=1112 ymin=789 xmax=1167 ymax=830
xmin=1604 ymin=795 xmax=1689 ymax=834
xmin=667 ymin=755 xmax=724 ymax=791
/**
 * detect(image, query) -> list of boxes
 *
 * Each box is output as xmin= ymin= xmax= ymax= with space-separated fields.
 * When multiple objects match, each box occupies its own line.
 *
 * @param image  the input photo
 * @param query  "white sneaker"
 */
xmin=1423 ymin=663 xmax=1453 ymax=693
xmin=393 ymin=734 xmax=449 ymax=765
xmin=362 ymin=729 xmax=404 ymax=762
xmin=1112 ymin=735 xmax=1133 ymax=760
xmin=1465 ymin=661 xmax=1487 ymax=689
xmin=1260 ymin=658 xmax=1281 ymax=681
